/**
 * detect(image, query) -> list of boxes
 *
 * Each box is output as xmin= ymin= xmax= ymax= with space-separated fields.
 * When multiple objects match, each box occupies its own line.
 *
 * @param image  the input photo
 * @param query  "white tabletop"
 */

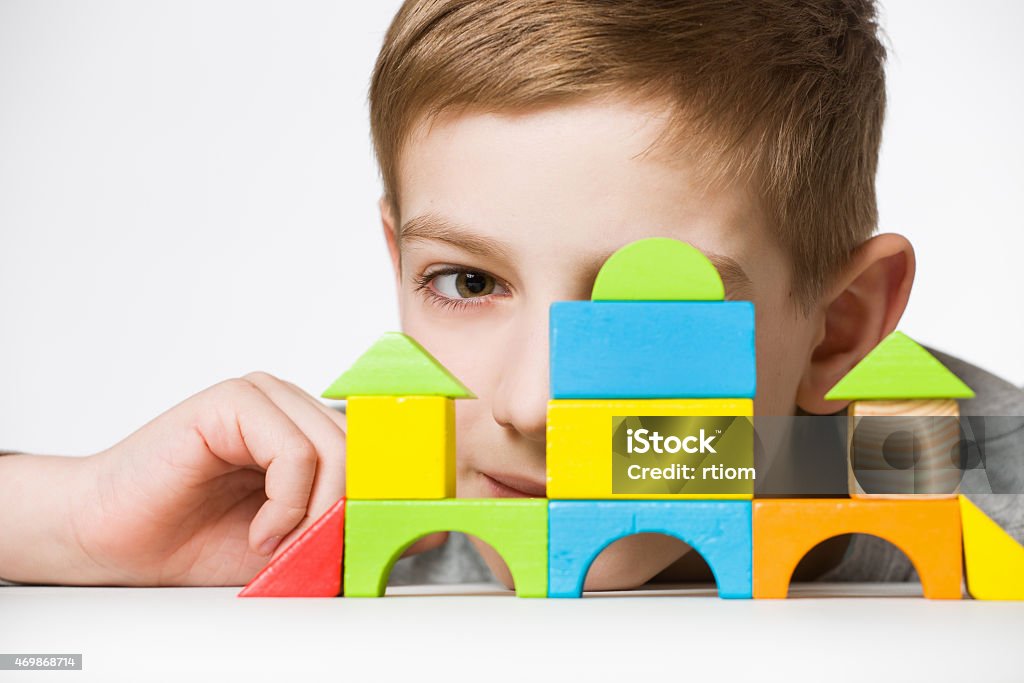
xmin=1 ymin=583 xmax=1022 ymax=682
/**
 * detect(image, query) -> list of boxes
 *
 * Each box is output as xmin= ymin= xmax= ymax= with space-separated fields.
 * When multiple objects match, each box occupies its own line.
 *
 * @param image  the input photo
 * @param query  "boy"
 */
xmin=1 ymin=0 xmax=1021 ymax=589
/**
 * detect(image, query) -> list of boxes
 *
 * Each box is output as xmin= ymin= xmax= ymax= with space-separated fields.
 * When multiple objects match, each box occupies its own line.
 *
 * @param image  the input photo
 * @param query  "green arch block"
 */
xmin=591 ymin=237 xmax=724 ymax=301
xmin=344 ymin=499 xmax=548 ymax=597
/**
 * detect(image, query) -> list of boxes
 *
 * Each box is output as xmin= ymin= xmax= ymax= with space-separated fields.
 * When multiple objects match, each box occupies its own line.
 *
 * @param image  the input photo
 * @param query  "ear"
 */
xmin=379 ymin=196 xmax=401 ymax=287
xmin=796 ymin=233 xmax=916 ymax=414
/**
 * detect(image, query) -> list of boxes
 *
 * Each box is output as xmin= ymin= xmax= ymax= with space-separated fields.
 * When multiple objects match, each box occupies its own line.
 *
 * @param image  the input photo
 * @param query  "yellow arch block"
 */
xmin=960 ymin=495 xmax=1024 ymax=600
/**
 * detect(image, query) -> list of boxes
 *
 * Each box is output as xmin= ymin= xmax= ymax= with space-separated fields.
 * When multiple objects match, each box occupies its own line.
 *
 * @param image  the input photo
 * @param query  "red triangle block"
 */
xmin=239 ymin=497 xmax=346 ymax=597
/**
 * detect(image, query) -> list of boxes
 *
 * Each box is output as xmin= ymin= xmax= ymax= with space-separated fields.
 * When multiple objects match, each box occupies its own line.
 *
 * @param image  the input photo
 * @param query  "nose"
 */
xmin=490 ymin=302 xmax=551 ymax=443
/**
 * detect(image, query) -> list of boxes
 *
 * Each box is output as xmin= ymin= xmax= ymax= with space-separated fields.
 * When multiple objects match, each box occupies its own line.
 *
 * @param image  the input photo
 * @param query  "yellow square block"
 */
xmin=546 ymin=399 xmax=753 ymax=499
xmin=346 ymin=396 xmax=455 ymax=499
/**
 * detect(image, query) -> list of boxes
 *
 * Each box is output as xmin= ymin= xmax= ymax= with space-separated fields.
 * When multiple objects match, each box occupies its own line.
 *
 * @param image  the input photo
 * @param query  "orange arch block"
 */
xmin=753 ymin=499 xmax=962 ymax=599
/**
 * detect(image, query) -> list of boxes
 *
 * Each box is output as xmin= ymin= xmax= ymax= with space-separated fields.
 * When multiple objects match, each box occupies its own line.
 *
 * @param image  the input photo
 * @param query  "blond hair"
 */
xmin=370 ymin=0 xmax=887 ymax=308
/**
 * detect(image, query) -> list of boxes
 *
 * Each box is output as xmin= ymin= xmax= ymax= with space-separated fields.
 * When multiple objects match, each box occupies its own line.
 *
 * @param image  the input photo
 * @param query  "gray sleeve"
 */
xmin=388 ymin=532 xmax=498 ymax=586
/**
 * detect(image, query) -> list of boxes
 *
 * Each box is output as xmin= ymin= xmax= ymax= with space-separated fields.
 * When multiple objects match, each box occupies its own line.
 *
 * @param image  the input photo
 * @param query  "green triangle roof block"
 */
xmin=591 ymin=237 xmax=725 ymax=301
xmin=825 ymin=331 xmax=975 ymax=400
xmin=322 ymin=332 xmax=475 ymax=399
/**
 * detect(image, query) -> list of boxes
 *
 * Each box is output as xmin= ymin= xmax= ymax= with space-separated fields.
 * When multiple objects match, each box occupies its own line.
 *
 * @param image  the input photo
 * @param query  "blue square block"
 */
xmin=548 ymin=500 xmax=753 ymax=598
xmin=549 ymin=301 xmax=756 ymax=398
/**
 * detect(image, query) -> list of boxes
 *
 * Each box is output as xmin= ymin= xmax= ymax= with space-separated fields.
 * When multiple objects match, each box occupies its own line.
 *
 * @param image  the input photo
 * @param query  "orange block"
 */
xmin=753 ymin=499 xmax=962 ymax=599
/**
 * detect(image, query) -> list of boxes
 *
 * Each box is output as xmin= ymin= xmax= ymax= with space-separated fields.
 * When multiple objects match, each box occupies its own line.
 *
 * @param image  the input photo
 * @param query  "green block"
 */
xmin=322 ymin=332 xmax=475 ymax=399
xmin=591 ymin=237 xmax=725 ymax=301
xmin=344 ymin=499 xmax=548 ymax=597
xmin=825 ymin=331 xmax=975 ymax=400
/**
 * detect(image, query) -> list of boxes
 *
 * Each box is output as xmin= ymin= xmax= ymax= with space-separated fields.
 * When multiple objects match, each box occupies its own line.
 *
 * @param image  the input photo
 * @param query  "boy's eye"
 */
xmin=431 ymin=270 xmax=506 ymax=299
xmin=413 ymin=266 xmax=511 ymax=311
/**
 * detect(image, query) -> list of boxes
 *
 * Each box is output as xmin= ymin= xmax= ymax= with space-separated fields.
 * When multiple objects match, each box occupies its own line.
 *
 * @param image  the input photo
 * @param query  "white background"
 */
xmin=1 ymin=0 xmax=1022 ymax=456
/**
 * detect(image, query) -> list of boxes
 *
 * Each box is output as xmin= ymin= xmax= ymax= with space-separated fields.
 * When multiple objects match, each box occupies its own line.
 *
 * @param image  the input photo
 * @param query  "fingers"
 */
xmin=192 ymin=377 xmax=325 ymax=555
xmin=279 ymin=377 xmax=347 ymax=432
xmin=241 ymin=372 xmax=346 ymax=525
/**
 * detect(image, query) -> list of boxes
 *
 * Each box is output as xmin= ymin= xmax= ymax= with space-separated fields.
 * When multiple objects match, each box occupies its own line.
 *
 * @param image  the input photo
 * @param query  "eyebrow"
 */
xmin=400 ymin=214 xmax=514 ymax=262
xmin=399 ymin=212 xmax=754 ymax=298
xmin=708 ymin=253 xmax=754 ymax=300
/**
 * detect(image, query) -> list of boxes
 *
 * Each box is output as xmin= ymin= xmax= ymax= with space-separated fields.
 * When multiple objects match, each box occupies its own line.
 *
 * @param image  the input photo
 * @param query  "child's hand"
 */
xmin=79 ymin=372 xmax=347 ymax=585
xmin=14 ymin=373 xmax=346 ymax=586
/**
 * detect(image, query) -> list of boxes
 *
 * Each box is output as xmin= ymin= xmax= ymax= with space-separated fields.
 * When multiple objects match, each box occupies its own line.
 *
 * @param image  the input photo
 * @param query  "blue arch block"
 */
xmin=548 ymin=501 xmax=752 ymax=598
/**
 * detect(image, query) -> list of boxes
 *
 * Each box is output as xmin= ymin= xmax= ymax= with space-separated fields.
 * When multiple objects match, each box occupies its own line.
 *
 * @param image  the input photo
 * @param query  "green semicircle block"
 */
xmin=591 ymin=237 xmax=725 ymax=301
xmin=825 ymin=331 xmax=975 ymax=400
xmin=322 ymin=332 xmax=475 ymax=399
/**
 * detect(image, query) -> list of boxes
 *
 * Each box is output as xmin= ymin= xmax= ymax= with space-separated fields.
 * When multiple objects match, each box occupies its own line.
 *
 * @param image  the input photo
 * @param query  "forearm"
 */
xmin=0 ymin=454 xmax=97 ymax=584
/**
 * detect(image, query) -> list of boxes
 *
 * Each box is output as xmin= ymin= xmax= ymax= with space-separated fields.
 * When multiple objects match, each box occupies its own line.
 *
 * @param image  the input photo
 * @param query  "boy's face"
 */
xmin=383 ymin=97 xmax=822 ymax=586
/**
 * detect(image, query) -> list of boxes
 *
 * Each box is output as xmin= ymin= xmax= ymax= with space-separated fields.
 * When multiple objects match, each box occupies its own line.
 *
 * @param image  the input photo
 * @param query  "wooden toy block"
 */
xmin=590 ymin=237 xmax=725 ymax=301
xmin=549 ymin=301 xmax=756 ymax=399
xmin=959 ymin=495 xmax=1024 ymax=600
xmin=848 ymin=399 xmax=962 ymax=498
xmin=238 ymin=498 xmax=346 ymax=598
xmin=344 ymin=499 xmax=548 ymax=597
xmin=752 ymin=499 xmax=963 ymax=599
xmin=322 ymin=332 xmax=475 ymax=399
xmin=345 ymin=396 xmax=455 ymax=499
xmin=547 ymin=399 xmax=754 ymax=499
xmin=548 ymin=501 xmax=752 ymax=598
xmin=825 ymin=331 xmax=974 ymax=401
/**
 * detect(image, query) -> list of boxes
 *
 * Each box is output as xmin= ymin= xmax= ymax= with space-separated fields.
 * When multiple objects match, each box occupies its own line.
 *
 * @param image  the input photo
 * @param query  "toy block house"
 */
xmin=328 ymin=334 xmax=549 ymax=598
xmin=546 ymin=238 xmax=756 ymax=598
xmin=752 ymin=335 xmax=973 ymax=600
xmin=546 ymin=238 xmax=756 ymax=500
xmin=825 ymin=331 xmax=975 ymax=498
xmin=243 ymin=240 xmax=1021 ymax=602
xmin=322 ymin=332 xmax=475 ymax=499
